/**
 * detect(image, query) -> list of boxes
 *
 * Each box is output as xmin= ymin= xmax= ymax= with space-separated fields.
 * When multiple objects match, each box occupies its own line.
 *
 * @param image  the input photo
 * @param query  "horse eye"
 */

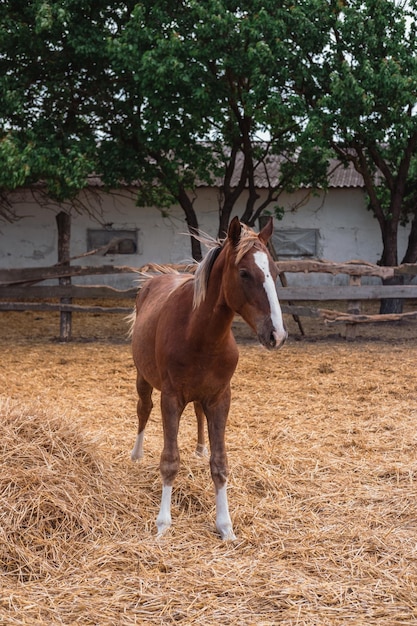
xmin=239 ymin=269 xmax=251 ymax=280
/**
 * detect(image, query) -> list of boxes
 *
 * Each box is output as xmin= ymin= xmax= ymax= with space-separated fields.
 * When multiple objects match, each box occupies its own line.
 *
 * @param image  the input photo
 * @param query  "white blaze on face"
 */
xmin=254 ymin=250 xmax=286 ymax=341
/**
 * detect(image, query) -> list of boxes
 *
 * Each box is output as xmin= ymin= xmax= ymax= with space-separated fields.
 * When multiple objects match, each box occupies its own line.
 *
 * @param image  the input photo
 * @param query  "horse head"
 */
xmin=224 ymin=217 xmax=287 ymax=350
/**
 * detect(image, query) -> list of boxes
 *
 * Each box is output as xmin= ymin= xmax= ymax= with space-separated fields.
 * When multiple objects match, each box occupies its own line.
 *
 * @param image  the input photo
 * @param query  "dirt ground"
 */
xmin=0 ymin=304 xmax=416 ymax=625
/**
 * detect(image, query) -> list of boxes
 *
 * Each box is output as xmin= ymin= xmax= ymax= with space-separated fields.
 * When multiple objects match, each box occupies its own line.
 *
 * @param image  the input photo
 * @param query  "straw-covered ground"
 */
xmin=1 ymin=303 xmax=417 ymax=625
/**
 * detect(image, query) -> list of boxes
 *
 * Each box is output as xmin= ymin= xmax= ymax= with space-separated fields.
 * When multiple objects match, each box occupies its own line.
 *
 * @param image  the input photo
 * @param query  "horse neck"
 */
xmin=191 ymin=252 xmax=235 ymax=344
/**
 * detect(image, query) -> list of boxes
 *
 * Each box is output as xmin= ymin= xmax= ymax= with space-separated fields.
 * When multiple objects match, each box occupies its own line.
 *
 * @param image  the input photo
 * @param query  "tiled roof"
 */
xmin=327 ymin=162 xmax=364 ymax=188
xmin=87 ymin=155 xmax=364 ymax=190
xmin=224 ymin=152 xmax=364 ymax=189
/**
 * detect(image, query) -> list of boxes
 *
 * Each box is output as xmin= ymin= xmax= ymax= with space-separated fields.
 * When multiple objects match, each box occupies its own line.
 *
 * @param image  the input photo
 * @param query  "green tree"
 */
xmin=103 ymin=0 xmax=329 ymax=259
xmin=296 ymin=0 xmax=417 ymax=312
xmin=0 ymin=1 xmax=132 ymax=216
xmin=3 ymin=0 xmax=416 ymax=290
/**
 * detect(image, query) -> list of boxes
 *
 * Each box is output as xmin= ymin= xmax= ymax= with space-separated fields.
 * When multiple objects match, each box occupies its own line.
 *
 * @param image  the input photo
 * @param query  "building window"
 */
xmin=87 ymin=229 xmax=139 ymax=255
xmin=270 ymin=228 xmax=319 ymax=257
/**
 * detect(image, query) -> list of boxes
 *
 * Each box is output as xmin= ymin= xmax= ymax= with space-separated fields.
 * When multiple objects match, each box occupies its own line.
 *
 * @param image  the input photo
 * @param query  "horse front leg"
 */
xmin=156 ymin=393 xmax=184 ymax=537
xmin=205 ymin=390 xmax=236 ymax=541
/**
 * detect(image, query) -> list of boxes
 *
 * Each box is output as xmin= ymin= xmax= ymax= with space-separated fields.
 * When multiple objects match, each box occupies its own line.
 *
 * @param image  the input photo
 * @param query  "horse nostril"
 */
xmin=259 ymin=327 xmax=287 ymax=350
xmin=274 ymin=330 xmax=287 ymax=349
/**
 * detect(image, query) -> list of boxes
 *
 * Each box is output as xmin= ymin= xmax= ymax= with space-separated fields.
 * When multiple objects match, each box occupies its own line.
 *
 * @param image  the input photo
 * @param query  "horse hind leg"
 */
xmin=194 ymin=401 xmax=208 ymax=457
xmin=131 ymin=375 xmax=153 ymax=461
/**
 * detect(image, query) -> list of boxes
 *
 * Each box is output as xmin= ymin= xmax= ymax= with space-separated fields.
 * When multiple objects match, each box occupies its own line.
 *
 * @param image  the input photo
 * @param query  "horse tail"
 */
xmin=126 ymin=307 xmax=137 ymax=338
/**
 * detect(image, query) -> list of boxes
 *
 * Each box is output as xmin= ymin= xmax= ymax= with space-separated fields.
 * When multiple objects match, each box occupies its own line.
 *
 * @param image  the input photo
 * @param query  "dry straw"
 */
xmin=0 ymin=307 xmax=417 ymax=624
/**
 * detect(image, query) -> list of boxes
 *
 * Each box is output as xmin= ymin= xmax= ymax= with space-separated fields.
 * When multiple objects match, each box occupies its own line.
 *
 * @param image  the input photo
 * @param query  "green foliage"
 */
xmin=102 ymin=0 xmax=331 ymax=235
xmin=0 ymin=0 xmax=416 ymax=264
xmin=0 ymin=0 xmax=126 ymax=202
xmin=0 ymin=136 xmax=31 ymax=189
xmin=295 ymin=0 xmax=417 ymax=263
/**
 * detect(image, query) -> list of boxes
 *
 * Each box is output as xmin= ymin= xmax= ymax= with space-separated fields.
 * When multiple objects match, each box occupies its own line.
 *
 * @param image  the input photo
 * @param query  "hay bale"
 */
xmin=0 ymin=399 xmax=122 ymax=582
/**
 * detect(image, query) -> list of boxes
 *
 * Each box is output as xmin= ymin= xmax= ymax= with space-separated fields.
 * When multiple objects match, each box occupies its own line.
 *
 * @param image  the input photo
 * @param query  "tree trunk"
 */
xmin=379 ymin=219 xmax=402 ymax=314
xmin=218 ymin=197 xmax=234 ymax=240
xmin=177 ymin=187 xmax=203 ymax=261
xmin=380 ymin=274 xmax=405 ymax=314
xmin=381 ymin=209 xmax=417 ymax=314
xmin=402 ymin=209 xmax=417 ymax=264
xmin=56 ymin=211 xmax=72 ymax=341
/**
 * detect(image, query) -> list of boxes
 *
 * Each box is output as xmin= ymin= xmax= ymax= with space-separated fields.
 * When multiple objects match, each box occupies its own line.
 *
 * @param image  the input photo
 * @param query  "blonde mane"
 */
xmin=235 ymin=225 xmax=260 ymax=264
xmin=192 ymin=223 xmax=261 ymax=309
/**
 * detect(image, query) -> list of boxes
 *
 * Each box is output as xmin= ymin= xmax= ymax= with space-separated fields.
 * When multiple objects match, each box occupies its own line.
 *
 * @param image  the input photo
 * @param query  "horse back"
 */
xmin=136 ymin=273 xmax=192 ymax=316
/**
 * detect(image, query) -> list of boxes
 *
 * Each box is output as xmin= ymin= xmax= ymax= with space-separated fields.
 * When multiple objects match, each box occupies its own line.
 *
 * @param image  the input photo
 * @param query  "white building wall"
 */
xmin=0 ymin=185 xmax=412 ymax=288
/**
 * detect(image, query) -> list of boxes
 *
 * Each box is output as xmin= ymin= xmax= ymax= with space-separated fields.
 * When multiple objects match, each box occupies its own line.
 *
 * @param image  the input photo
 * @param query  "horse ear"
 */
xmin=258 ymin=217 xmax=274 ymax=244
xmin=227 ymin=216 xmax=242 ymax=247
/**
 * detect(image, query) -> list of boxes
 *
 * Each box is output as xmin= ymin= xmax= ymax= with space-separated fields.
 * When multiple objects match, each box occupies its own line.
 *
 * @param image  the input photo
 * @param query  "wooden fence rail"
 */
xmin=1 ymin=260 xmax=417 ymax=340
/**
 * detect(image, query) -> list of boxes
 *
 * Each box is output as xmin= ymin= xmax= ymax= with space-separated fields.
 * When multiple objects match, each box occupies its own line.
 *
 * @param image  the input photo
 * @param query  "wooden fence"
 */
xmin=1 ymin=260 xmax=417 ymax=340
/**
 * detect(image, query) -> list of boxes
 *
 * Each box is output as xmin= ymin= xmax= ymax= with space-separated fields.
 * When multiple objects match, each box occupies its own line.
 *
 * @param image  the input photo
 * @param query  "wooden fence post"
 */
xmin=56 ymin=211 xmax=72 ymax=342
xmin=345 ymin=274 xmax=361 ymax=341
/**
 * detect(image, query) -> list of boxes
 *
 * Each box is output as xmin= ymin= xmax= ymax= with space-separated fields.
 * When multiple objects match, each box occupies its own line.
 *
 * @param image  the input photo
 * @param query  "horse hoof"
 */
xmin=195 ymin=445 xmax=208 ymax=458
xmin=156 ymin=520 xmax=171 ymax=537
xmin=218 ymin=526 xmax=237 ymax=541
xmin=131 ymin=434 xmax=144 ymax=462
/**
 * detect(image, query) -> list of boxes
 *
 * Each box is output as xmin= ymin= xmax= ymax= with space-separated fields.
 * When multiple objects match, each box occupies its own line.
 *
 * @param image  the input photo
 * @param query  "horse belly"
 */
xmin=155 ymin=333 xmax=239 ymax=404
xmin=132 ymin=320 xmax=163 ymax=390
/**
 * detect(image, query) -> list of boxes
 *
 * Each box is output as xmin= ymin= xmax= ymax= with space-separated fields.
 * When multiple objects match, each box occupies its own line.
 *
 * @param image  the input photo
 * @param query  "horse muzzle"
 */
xmin=257 ymin=323 xmax=288 ymax=351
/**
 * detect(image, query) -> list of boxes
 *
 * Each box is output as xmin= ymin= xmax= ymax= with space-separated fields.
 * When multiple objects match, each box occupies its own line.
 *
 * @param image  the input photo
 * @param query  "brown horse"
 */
xmin=130 ymin=217 xmax=287 ymax=540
